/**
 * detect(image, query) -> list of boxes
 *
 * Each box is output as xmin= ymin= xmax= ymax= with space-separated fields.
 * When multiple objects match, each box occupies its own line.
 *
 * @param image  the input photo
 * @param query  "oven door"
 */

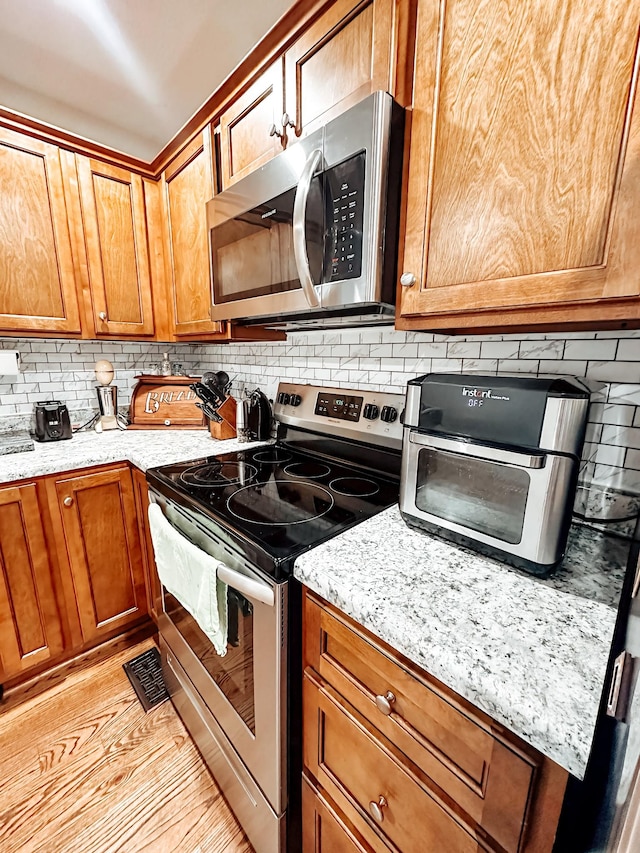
xmin=399 ymin=431 xmax=577 ymax=566
xmin=149 ymin=490 xmax=287 ymax=815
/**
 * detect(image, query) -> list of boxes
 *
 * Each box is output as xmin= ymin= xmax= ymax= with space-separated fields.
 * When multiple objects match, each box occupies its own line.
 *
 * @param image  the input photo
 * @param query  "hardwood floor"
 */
xmin=0 ymin=639 xmax=253 ymax=853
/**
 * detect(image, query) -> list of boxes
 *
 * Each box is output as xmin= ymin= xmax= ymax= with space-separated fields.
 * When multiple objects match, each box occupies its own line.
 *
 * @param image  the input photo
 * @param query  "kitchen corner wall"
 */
xmin=1 ymin=327 xmax=639 ymax=495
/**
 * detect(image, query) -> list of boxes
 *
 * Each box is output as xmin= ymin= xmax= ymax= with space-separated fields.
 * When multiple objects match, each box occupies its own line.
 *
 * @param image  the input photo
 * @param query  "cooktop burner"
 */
xmin=147 ymin=442 xmax=400 ymax=577
xmin=180 ymin=461 xmax=257 ymax=488
xmin=283 ymin=461 xmax=331 ymax=479
xmin=329 ymin=477 xmax=380 ymax=497
xmin=252 ymin=448 xmax=294 ymax=464
xmin=227 ymin=480 xmax=335 ymax=526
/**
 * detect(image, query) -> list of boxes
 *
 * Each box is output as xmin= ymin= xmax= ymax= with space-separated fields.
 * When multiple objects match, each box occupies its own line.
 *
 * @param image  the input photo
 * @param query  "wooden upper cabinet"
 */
xmin=284 ymin=0 xmax=398 ymax=140
xmin=399 ymin=0 xmax=640 ymax=329
xmin=219 ymin=61 xmax=285 ymax=190
xmin=162 ymin=129 xmax=223 ymax=336
xmin=0 ymin=127 xmax=82 ymax=334
xmin=0 ymin=483 xmax=64 ymax=682
xmin=76 ymin=157 xmax=155 ymax=336
xmin=50 ymin=467 xmax=147 ymax=645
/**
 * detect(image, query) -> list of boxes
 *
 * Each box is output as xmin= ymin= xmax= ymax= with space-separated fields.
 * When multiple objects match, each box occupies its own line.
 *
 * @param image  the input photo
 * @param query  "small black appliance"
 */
xmin=31 ymin=401 xmax=72 ymax=442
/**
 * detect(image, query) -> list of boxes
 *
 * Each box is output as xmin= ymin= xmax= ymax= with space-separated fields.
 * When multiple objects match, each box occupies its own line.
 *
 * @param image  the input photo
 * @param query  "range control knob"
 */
xmin=380 ymin=406 xmax=398 ymax=424
xmin=277 ymin=392 xmax=285 ymax=404
xmin=290 ymin=394 xmax=302 ymax=407
xmin=282 ymin=393 xmax=291 ymax=405
xmin=363 ymin=403 xmax=379 ymax=420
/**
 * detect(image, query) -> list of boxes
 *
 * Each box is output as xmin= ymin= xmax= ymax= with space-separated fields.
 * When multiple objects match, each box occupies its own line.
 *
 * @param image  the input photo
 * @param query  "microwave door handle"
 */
xmin=409 ymin=431 xmax=546 ymax=469
xmin=216 ymin=565 xmax=275 ymax=607
xmin=293 ymin=148 xmax=323 ymax=309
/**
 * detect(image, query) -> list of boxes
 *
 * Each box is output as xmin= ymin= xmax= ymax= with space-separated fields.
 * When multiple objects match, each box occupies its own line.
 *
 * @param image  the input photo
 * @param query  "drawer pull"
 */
xmin=368 ymin=795 xmax=388 ymax=823
xmin=375 ymin=691 xmax=396 ymax=715
xmin=63 ymin=496 xmax=74 ymax=507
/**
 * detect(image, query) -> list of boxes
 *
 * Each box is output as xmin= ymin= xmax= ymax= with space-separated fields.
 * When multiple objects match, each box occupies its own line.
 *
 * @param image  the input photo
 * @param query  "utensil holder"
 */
xmin=209 ymin=396 xmax=237 ymax=441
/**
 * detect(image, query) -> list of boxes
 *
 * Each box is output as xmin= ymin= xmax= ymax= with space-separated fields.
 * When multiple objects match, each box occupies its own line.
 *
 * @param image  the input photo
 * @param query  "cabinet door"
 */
xmin=399 ymin=0 xmax=640 ymax=328
xmin=162 ymin=129 xmax=224 ymax=337
xmin=284 ymin=0 xmax=396 ymax=139
xmin=0 ymin=483 xmax=64 ymax=681
xmin=219 ymin=61 xmax=285 ymax=189
xmin=53 ymin=467 xmax=147 ymax=644
xmin=132 ymin=468 xmax=161 ymax=624
xmin=76 ymin=157 xmax=155 ymax=336
xmin=0 ymin=127 xmax=82 ymax=334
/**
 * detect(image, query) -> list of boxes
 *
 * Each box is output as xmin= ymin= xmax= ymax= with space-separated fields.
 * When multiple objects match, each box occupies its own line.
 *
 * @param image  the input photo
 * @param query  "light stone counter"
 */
xmin=0 ymin=429 xmax=264 ymax=482
xmin=294 ymin=504 xmax=632 ymax=779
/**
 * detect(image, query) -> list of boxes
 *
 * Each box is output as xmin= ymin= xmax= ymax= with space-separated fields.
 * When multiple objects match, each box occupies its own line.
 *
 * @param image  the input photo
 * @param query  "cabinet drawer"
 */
xmin=303 ymin=774 xmax=382 ymax=853
xmin=304 ymin=593 xmax=538 ymax=853
xmin=304 ymin=671 xmax=483 ymax=853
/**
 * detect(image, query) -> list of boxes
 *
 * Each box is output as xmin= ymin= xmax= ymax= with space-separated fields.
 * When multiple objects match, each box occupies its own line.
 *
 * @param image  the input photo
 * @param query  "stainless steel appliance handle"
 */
xmin=408 ymin=431 xmax=546 ymax=469
xmin=217 ymin=565 xmax=275 ymax=607
xmin=293 ymin=148 xmax=322 ymax=309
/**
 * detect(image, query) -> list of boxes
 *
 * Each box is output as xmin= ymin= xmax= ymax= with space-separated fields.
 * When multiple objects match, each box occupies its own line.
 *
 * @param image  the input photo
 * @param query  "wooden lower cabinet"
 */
xmin=132 ymin=467 xmax=161 ymax=624
xmin=303 ymin=774 xmax=377 ymax=853
xmin=302 ymin=590 xmax=568 ymax=853
xmin=47 ymin=465 xmax=148 ymax=646
xmin=0 ymin=482 xmax=64 ymax=681
xmin=0 ymin=463 xmax=152 ymax=693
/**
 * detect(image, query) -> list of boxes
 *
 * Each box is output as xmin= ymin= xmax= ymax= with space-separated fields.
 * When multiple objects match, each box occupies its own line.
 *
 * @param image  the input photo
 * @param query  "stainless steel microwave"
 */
xmin=207 ymin=91 xmax=404 ymax=331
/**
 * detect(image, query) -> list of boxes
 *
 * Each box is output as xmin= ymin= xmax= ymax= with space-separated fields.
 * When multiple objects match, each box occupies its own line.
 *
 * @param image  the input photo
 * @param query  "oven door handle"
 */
xmin=217 ymin=565 xmax=275 ymax=607
xmin=293 ymin=148 xmax=322 ymax=309
xmin=409 ymin=431 xmax=546 ymax=469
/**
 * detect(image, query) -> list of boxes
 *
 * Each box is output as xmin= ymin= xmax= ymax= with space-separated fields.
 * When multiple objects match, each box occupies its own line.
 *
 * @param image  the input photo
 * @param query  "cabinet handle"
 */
xmin=63 ymin=496 xmax=74 ymax=507
xmin=368 ymin=796 xmax=388 ymax=823
xmin=375 ymin=691 xmax=396 ymax=715
xmin=268 ymin=123 xmax=283 ymax=139
xmin=400 ymin=272 xmax=417 ymax=287
xmin=98 ymin=311 xmax=107 ymax=321
xmin=282 ymin=112 xmax=295 ymax=130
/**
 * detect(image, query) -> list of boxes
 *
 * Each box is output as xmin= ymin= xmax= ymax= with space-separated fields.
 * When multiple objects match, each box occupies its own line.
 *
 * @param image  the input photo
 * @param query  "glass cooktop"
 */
xmin=147 ymin=443 xmax=399 ymax=574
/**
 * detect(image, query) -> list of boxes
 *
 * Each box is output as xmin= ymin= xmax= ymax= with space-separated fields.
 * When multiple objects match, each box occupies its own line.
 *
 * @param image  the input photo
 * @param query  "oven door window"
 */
xmin=164 ymin=588 xmax=256 ymax=733
xmin=415 ymin=448 xmax=530 ymax=544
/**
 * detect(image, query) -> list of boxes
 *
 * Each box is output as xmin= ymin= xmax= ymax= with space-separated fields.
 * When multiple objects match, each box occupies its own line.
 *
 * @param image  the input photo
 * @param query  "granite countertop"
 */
xmin=0 ymin=428 xmax=264 ymax=482
xmin=294 ymin=505 xmax=632 ymax=779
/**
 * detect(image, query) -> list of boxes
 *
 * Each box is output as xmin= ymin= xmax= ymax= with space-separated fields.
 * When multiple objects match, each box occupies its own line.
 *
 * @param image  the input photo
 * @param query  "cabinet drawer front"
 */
xmin=304 ymin=672 xmax=481 ymax=853
xmin=303 ymin=774 xmax=382 ymax=853
xmin=304 ymin=594 xmax=536 ymax=853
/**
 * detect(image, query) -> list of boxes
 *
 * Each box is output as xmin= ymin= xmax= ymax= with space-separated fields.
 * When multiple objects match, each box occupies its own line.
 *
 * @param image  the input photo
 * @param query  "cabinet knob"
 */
xmin=282 ymin=112 xmax=295 ymax=130
xmin=400 ymin=272 xmax=417 ymax=287
xmin=268 ymin=123 xmax=283 ymax=139
xmin=368 ymin=795 xmax=388 ymax=823
xmin=98 ymin=311 xmax=107 ymax=321
xmin=375 ymin=691 xmax=396 ymax=715
xmin=63 ymin=496 xmax=74 ymax=507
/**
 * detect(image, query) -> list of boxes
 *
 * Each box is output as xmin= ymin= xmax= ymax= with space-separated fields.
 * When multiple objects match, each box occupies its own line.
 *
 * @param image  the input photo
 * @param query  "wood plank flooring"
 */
xmin=0 ymin=639 xmax=253 ymax=853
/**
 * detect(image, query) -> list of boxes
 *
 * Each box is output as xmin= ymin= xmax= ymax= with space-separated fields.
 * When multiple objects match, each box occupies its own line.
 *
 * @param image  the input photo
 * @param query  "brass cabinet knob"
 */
xmin=63 ymin=496 xmax=74 ymax=507
xmin=368 ymin=795 xmax=388 ymax=823
xmin=375 ymin=691 xmax=396 ymax=715
xmin=400 ymin=272 xmax=417 ymax=287
xmin=98 ymin=311 xmax=107 ymax=321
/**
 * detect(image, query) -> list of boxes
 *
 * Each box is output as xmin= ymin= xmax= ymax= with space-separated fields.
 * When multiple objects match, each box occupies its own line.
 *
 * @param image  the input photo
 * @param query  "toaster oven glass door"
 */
xmin=415 ymin=448 xmax=530 ymax=544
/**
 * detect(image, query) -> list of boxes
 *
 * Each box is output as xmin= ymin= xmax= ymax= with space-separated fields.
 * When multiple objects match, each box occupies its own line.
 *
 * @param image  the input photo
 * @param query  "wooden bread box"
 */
xmin=128 ymin=376 xmax=206 ymax=429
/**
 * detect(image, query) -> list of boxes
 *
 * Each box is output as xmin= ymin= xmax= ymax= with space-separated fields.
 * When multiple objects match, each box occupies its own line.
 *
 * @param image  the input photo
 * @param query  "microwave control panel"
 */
xmin=325 ymin=152 xmax=365 ymax=282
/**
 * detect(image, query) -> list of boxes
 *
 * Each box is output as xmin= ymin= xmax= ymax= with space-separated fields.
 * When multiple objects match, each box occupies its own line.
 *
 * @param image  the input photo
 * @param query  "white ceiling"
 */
xmin=0 ymin=0 xmax=296 ymax=160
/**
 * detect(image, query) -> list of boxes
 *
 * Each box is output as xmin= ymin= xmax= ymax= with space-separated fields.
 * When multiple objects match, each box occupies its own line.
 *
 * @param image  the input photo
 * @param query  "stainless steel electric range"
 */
xmin=146 ymin=381 xmax=404 ymax=853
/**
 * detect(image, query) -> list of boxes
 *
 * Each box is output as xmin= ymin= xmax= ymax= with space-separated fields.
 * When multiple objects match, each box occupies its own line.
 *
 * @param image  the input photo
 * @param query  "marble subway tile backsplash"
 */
xmin=1 ymin=327 xmax=639 ymax=497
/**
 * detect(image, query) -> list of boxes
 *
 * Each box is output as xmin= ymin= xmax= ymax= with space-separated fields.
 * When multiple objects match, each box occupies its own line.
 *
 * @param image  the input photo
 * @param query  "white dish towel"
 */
xmin=148 ymin=503 xmax=228 ymax=657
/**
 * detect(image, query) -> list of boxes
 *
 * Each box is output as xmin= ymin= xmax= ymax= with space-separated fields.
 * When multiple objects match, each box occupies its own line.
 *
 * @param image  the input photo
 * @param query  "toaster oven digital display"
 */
xmin=315 ymin=393 xmax=363 ymax=422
